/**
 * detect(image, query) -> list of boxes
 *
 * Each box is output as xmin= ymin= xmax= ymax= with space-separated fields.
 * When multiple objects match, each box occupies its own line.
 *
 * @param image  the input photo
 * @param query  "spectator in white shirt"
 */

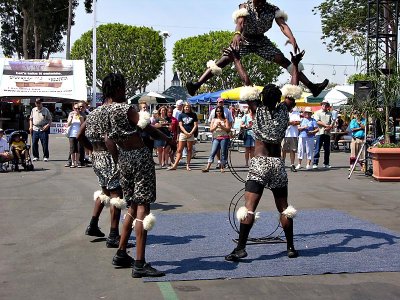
xmin=282 ymin=107 xmax=300 ymax=172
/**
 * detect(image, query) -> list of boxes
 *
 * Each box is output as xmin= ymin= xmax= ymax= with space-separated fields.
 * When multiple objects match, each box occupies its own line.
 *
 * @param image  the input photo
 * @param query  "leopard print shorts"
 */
xmin=118 ymin=147 xmax=156 ymax=205
xmin=246 ymin=156 xmax=288 ymax=189
xmin=91 ymin=150 xmax=120 ymax=190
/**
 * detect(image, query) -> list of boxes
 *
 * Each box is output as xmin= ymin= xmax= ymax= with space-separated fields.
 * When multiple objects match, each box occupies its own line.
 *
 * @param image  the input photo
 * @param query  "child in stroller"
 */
xmin=8 ymin=130 xmax=34 ymax=171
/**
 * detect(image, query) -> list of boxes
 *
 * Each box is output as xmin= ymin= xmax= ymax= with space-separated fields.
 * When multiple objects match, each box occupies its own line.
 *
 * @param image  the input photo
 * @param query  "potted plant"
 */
xmin=348 ymin=66 xmax=400 ymax=181
xmin=368 ymin=143 xmax=400 ymax=182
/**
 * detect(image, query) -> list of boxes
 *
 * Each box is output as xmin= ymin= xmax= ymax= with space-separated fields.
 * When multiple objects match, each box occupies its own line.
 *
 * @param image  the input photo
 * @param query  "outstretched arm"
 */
xmin=276 ymin=17 xmax=299 ymax=54
xmin=127 ymin=107 xmax=177 ymax=150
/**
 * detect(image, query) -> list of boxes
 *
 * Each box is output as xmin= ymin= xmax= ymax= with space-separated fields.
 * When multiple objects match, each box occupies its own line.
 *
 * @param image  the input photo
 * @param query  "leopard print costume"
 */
xmin=230 ymin=1 xmax=284 ymax=61
xmin=247 ymin=102 xmax=289 ymax=189
xmin=85 ymin=105 xmax=120 ymax=190
xmin=107 ymin=103 xmax=156 ymax=205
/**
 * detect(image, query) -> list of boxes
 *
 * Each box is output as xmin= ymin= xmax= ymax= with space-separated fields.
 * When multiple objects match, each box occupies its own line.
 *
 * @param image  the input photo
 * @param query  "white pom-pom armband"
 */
xmin=207 ymin=60 xmax=222 ymax=76
xmin=275 ymin=10 xmax=288 ymax=22
xmin=240 ymin=86 xmax=261 ymax=101
xmin=137 ymin=111 xmax=151 ymax=129
xmin=281 ymin=205 xmax=297 ymax=219
xmin=232 ymin=8 xmax=249 ymax=24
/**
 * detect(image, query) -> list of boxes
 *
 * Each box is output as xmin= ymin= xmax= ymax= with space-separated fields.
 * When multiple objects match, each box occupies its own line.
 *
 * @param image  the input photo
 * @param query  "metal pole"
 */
xmin=161 ymin=31 xmax=169 ymax=92
xmin=163 ymin=36 xmax=166 ymax=92
xmin=91 ymin=0 xmax=97 ymax=108
xmin=66 ymin=0 xmax=73 ymax=59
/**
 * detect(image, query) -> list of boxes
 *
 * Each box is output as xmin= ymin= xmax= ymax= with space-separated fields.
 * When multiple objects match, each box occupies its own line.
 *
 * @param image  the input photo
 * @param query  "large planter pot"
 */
xmin=368 ymin=147 xmax=400 ymax=182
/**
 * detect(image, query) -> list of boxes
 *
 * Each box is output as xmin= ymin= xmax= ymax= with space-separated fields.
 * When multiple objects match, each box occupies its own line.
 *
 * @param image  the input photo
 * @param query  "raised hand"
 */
xmin=290 ymin=50 xmax=305 ymax=66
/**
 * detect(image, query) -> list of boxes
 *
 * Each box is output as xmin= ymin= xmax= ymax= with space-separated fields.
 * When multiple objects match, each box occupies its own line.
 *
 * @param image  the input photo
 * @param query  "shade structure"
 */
xmin=128 ymin=91 xmax=175 ymax=105
xmin=307 ymin=89 xmax=352 ymax=107
xmin=187 ymin=90 xmax=227 ymax=105
xmin=220 ymin=86 xmax=263 ymax=101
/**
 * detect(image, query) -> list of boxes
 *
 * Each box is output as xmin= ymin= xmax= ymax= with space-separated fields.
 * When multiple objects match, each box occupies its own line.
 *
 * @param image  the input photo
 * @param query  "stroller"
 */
xmin=7 ymin=130 xmax=34 ymax=172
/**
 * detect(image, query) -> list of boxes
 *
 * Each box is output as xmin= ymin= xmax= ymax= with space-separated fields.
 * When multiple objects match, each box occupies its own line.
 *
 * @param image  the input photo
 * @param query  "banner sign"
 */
xmin=50 ymin=121 xmax=69 ymax=135
xmin=0 ymin=59 xmax=87 ymax=100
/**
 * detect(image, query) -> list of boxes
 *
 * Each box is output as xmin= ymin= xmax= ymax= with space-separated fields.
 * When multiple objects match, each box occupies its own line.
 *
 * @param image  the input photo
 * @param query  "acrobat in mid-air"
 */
xmin=186 ymin=0 xmax=328 ymax=98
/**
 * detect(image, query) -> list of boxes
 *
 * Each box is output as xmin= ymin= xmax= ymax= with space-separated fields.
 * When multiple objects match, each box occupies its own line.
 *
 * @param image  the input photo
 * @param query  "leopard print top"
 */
xmin=85 ymin=105 xmax=111 ymax=143
xmin=253 ymin=102 xmax=289 ymax=144
xmin=241 ymin=1 xmax=280 ymax=37
xmin=107 ymin=103 xmax=138 ymax=142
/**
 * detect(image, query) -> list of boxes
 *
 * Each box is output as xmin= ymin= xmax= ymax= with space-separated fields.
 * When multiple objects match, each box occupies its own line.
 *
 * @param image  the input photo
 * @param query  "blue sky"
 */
xmin=69 ymin=0 xmax=359 ymax=92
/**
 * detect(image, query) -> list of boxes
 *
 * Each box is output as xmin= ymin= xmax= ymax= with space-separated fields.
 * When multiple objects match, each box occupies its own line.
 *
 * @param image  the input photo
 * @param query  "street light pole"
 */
xmin=161 ymin=31 xmax=170 ymax=92
xmin=91 ymin=0 xmax=97 ymax=108
xmin=66 ymin=0 xmax=73 ymax=59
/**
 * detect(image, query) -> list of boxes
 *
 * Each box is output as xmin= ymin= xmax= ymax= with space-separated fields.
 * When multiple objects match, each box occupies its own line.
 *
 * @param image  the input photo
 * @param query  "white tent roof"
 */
xmin=324 ymin=89 xmax=351 ymax=106
xmin=334 ymin=85 xmax=354 ymax=95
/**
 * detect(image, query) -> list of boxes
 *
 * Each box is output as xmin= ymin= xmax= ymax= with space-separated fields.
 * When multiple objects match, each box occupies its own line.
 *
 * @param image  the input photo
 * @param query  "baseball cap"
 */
xmin=0 ymin=128 xmax=4 ymax=132
xmin=176 ymin=100 xmax=183 ymax=106
xmin=321 ymin=100 xmax=330 ymax=106
xmin=217 ymin=97 xmax=224 ymax=103
xmin=35 ymin=98 xmax=43 ymax=103
xmin=152 ymin=110 xmax=158 ymax=114
xmin=304 ymin=107 xmax=313 ymax=113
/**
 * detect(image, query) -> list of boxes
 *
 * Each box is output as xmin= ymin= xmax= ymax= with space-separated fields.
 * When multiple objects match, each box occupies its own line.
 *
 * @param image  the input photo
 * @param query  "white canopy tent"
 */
xmin=324 ymin=88 xmax=353 ymax=107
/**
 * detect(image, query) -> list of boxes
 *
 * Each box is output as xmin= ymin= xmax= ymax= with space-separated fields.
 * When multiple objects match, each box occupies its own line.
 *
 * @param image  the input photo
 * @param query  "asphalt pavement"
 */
xmin=1 ymin=134 xmax=399 ymax=300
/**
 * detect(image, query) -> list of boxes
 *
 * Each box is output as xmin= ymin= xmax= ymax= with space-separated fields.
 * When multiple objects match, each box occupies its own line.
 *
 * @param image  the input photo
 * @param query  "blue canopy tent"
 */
xmin=188 ymin=90 xmax=239 ymax=104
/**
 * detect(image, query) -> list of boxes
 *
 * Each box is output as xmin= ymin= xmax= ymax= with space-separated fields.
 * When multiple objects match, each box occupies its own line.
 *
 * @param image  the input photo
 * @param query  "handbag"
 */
xmin=237 ymin=128 xmax=246 ymax=140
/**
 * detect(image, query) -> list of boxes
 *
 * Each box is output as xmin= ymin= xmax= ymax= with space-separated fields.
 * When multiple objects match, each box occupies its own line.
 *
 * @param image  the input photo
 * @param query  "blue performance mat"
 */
xmin=142 ymin=209 xmax=400 ymax=282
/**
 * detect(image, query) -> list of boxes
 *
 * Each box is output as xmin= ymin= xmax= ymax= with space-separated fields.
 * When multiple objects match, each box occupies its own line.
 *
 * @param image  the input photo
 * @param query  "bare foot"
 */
xmin=186 ymin=165 xmax=191 ymax=171
xmin=167 ymin=166 xmax=177 ymax=171
xmin=220 ymin=168 xmax=225 ymax=173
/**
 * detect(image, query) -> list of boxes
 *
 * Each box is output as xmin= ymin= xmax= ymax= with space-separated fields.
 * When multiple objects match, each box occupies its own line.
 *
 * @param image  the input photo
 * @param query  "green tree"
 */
xmin=314 ymin=0 xmax=399 ymax=68
xmin=313 ymin=0 xmax=369 ymax=63
xmin=71 ymin=23 xmax=165 ymax=98
xmin=173 ymin=31 xmax=282 ymax=92
xmin=347 ymin=73 xmax=371 ymax=84
xmin=0 ymin=0 xmax=78 ymax=59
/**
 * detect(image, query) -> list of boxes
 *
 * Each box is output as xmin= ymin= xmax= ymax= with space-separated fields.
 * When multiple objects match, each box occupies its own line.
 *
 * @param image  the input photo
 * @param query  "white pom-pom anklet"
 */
xmin=94 ymin=190 xmax=110 ymax=207
xmin=236 ymin=206 xmax=259 ymax=222
xmin=281 ymin=205 xmax=297 ymax=219
xmin=132 ymin=213 xmax=156 ymax=231
xmin=93 ymin=190 xmax=102 ymax=202
xmin=110 ymin=197 xmax=126 ymax=209
xmin=207 ymin=60 xmax=222 ymax=75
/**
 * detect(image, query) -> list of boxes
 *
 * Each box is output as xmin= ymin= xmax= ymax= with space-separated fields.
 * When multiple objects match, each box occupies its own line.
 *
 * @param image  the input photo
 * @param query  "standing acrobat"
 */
xmin=78 ymin=92 xmax=123 ymax=249
xmin=225 ymin=51 xmax=303 ymax=262
xmin=186 ymin=0 xmax=328 ymax=97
